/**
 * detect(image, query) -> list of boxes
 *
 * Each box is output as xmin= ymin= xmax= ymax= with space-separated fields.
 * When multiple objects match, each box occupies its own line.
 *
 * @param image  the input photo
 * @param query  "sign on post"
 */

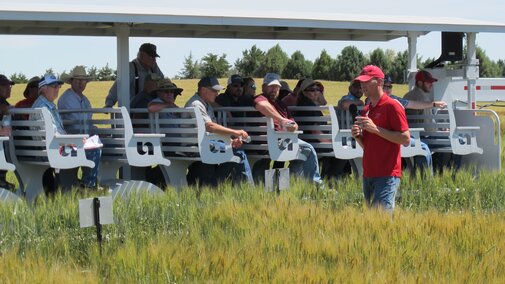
xmin=79 ymin=196 xmax=114 ymax=228
xmin=265 ymin=168 xmax=290 ymax=192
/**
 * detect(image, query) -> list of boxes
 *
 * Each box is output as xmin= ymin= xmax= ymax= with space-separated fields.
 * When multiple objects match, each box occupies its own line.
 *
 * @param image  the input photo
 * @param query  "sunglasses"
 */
xmin=305 ymin=88 xmax=321 ymax=92
xmin=383 ymin=85 xmax=393 ymax=89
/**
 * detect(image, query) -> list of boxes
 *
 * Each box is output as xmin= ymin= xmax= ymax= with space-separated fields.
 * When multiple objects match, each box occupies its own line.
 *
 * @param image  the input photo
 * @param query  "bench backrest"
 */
xmin=10 ymin=108 xmax=93 ymax=169
xmin=214 ymin=106 xmax=304 ymax=161
xmin=407 ymin=104 xmax=483 ymax=155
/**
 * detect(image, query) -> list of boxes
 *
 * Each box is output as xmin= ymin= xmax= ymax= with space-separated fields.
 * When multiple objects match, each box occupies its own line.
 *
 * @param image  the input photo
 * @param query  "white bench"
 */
xmin=130 ymin=107 xmax=242 ymax=189
xmin=407 ymin=104 xmax=483 ymax=155
xmin=214 ymin=106 xmax=306 ymax=164
xmin=8 ymin=108 xmax=93 ymax=203
xmin=59 ymin=107 xmax=171 ymax=185
xmin=290 ymin=105 xmax=425 ymax=158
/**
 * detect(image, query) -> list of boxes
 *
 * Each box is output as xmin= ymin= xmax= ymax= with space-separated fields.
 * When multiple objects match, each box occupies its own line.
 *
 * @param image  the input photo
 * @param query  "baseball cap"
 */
xmin=415 ymin=70 xmax=438 ymax=83
xmin=227 ymin=74 xmax=243 ymax=86
xmin=39 ymin=74 xmax=63 ymax=88
xmin=198 ymin=76 xmax=225 ymax=91
xmin=353 ymin=65 xmax=385 ymax=82
xmin=280 ymin=81 xmax=292 ymax=93
xmin=263 ymin=73 xmax=281 ymax=87
xmin=0 ymin=74 xmax=15 ymax=86
xmin=139 ymin=43 xmax=160 ymax=58
xmin=156 ymin=78 xmax=183 ymax=94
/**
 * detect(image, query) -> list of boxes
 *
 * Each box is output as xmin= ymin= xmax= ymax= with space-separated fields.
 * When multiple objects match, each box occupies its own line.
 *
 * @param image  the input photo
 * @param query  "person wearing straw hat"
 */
xmin=57 ymin=67 xmax=101 ymax=189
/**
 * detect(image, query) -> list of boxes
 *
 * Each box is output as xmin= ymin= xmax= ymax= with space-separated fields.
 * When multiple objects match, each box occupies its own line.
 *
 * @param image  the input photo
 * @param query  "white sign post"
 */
xmin=79 ymin=196 xmax=114 ymax=255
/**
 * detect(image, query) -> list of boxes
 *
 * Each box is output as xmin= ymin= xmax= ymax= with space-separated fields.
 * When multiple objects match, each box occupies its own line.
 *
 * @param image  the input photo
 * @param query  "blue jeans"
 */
xmin=187 ymin=146 xmax=254 ymax=187
xmin=363 ymin=176 xmax=400 ymax=211
xmin=412 ymin=141 xmax=433 ymax=175
xmin=288 ymin=139 xmax=323 ymax=184
xmin=81 ymin=148 xmax=101 ymax=187
xmin=217 ymin=149 xmax=254 ymax=185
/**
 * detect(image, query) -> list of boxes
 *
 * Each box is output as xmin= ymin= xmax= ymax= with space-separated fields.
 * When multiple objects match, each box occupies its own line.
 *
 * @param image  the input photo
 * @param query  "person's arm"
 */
xmin=255 ymin=100 xmax=297 ymax=131
xmin=205 ymin=121 xmax=249 ymax=148
xmin=148 ymin=101 xmax=177 ymax=113
xmin=351 ymin=124 xmax=364 ymax=148
xmin=104 ymin=81 xmax=118 ymax=107
xmin=339 ymin=99 xmax=364 ymax=111
xmin=356 ymin=116 xmax=410 ymax=145
xmin=406 ymin=100 xmax=447 ymax=110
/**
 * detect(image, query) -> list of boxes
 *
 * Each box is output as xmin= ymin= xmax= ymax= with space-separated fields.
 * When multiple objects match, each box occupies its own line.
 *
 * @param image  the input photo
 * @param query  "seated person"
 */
xmin=32 ymin=74 xmax=102 ymax=190
xmin=294 ymin=79 xmax=351 ymax=180
xmin=148 ymin=78 xmax=183 ymax=127
xmin=131 ymin=73 xmax=162 ymax=109
xmin=338 ymin=80 xmax=364 ymax=111
xmin=253 ymin=73 xmax=323 ymax=186
xmin=185 ymin=76 xmax=254 ymax=187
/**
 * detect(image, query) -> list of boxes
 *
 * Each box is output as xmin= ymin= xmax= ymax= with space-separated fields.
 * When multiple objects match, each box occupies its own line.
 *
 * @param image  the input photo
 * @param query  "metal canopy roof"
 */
xmin=2 ymin=4 xmax=505 ymax=40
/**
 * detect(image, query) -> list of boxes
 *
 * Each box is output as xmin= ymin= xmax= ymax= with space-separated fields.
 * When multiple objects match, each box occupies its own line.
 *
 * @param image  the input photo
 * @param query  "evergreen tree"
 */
xmin=97 ymin=63 xmax=116 ymax=81
xmin=199 ymin=53 xmax=230 ymax=78
xmin=476 ymin=46 xmax=501 ymax=78
xmin=9 ymin=73 xmax=28 ymax=84
xmin=312 ymin=50 xmax=334 ymax=80
xmin=282 ymin=51 xmax=313 ymax=79
xmin=178 ymin=52 xmax=200 ymax=79
xmin=257 ymin=44 xmax=289 ymax=76
xmin=234 ymin=45 xmax=265 ymax=77
xmin=331 ymin=46 xmax=366 ymax=81
xmin=389 ymin=50 xmax=409 ymax=84
xmin=368 ymin=48 xmax=392 ymax=75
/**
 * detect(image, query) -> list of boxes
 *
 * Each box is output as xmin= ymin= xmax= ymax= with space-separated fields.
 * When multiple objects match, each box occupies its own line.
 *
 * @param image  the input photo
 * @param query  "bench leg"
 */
xmin=160 ymin=160 xmax=193 ymax=191
xmin=98 ymin=161 xmax=123 ymax=184
xmin=18 ymin=165 xmax=48 ymax=204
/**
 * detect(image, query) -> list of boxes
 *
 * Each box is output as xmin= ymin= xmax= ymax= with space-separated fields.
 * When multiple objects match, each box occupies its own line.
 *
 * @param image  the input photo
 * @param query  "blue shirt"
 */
xmin=57 ymin=88 xmax=94 ymax=134
xmin=338 ymin=92 xmax=362 ymax=109
xmin=32 ymin=95 xmax=66 ymax=134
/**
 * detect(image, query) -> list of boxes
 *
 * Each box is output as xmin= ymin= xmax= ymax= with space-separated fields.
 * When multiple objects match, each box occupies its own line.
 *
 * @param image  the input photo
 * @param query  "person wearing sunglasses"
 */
xmin=216 ymin=74 xmax=254 ymax=119
xmin=294 ymin=79 xmax=351 ymax=181
xmin=242 ymin=77 xmax=257 ymax=99
xmin=148 ymin=78 xmax=183 ymax=124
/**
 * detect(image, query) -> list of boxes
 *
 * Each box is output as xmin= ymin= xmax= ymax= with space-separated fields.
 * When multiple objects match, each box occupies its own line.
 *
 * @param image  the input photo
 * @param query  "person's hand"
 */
xmin=231 ymin=138 xmax=243 ymax=149
xmin=356 ymin=116 xmax=378 ymax=134
xmin=351 ymin=124 xmax=362 ymax=138
xmin=234 ymin=130 xmax=249 ymax=141
xmin=434 ymin=101 xmax=447 ymax=109
xmin=0 ymin=126 xmax=11 ymax=136
xmin=281 ymin=119 xmax=298 ymax=132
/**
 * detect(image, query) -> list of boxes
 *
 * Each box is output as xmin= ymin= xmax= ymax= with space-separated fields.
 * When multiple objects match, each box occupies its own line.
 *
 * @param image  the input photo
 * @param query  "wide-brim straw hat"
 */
xmin=62 ymin=66 xmax=92 ymax=83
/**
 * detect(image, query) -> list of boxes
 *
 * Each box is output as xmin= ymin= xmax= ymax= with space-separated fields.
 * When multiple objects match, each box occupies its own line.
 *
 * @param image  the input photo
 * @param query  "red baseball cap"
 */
xmin=354 ymin=65 xmax=385 ymax=82
xmin=415 ymin=70 xmax=438 ymax=83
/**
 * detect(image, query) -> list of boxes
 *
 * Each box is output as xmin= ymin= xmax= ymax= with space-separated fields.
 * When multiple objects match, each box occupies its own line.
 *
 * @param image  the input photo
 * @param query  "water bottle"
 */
xmin=242 ymin=136 xmax=251 ymax=143
xmin=2 ymin=114 xmax=11 ymax=127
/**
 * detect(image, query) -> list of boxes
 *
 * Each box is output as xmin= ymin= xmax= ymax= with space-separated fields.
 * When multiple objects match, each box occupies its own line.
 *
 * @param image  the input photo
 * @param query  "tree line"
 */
xmin=178 ymin=44 xmax=505 ymax=83
xmin=7 ymin=44 xmax=505 ymax=84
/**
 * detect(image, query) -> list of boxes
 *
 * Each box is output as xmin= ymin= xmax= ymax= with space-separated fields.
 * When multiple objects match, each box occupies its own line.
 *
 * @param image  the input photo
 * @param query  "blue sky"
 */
xmin=1 ymin=0 xmax=505 ymax=79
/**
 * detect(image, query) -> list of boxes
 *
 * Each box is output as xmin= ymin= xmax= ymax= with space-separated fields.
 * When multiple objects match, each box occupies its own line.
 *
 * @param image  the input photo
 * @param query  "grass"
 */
xmin=1 ymin=171 xmax=505 ymax=282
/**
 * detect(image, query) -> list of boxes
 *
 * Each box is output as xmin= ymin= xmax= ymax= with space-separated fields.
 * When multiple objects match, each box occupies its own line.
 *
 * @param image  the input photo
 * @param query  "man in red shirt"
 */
xmin=351 ymin=65 xmax=410 ymax=211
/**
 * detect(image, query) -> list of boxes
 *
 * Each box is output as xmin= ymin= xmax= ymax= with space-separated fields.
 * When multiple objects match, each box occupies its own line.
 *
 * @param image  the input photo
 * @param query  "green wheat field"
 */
xmin=1 ymin=80 xmax=504 ymax=283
